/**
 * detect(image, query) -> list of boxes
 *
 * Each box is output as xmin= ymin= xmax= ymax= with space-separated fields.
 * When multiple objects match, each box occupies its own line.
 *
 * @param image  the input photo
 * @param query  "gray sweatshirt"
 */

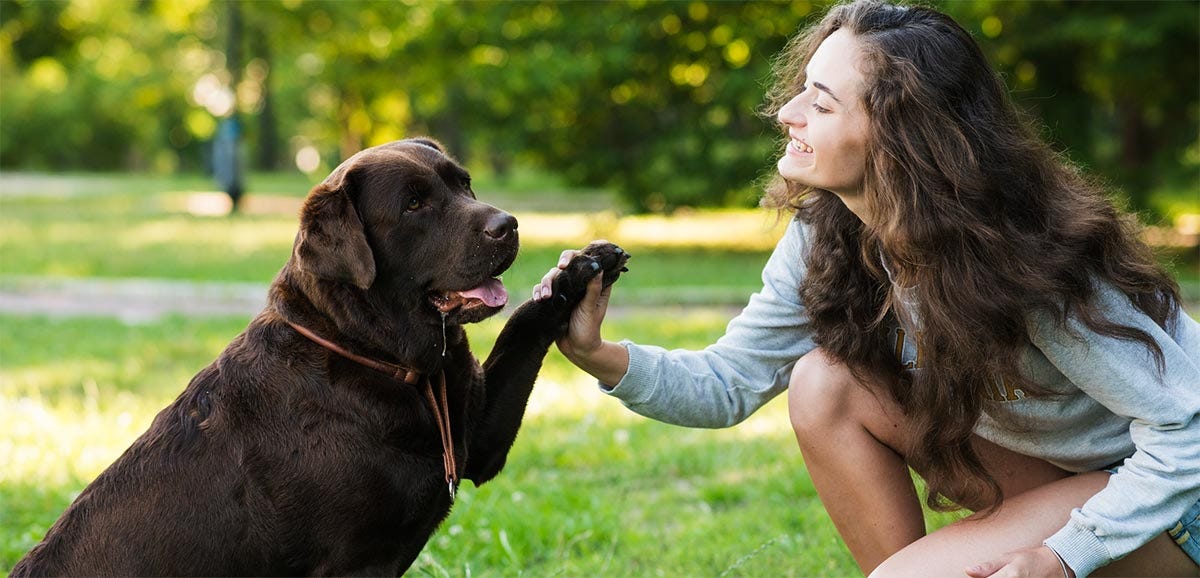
xmin=601 ymin=218 xmax=1200 ymax=577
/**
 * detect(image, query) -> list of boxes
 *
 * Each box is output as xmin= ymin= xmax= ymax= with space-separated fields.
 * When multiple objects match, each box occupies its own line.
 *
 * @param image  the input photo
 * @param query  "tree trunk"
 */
xmin=252 ymin=29 xmax=279 ymax=170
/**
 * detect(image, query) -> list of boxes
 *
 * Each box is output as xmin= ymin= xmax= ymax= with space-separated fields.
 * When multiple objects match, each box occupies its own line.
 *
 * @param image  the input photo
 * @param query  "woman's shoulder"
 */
xmin=754 ymin=214 xmax=811 ymax=287
xmin=780 ymin=214 xmax=812 ymax=252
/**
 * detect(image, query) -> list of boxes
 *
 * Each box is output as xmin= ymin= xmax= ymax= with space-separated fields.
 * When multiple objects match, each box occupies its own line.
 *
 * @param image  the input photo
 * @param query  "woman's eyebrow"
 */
xmin=812 ymin=81 xmax=842 ymax=104
xmin=804 ymin=67 xmax=844 ymax=104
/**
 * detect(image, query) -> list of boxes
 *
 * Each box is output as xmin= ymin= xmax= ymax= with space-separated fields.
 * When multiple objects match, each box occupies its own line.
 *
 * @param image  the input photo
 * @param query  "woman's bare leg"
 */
xmin=788 ymin=350 xmax=924 ymax=572
xmin=787 ymin=349 xmax=1072 ymax=574
xmin=870 ymin=471 xmax=1199 ymax=577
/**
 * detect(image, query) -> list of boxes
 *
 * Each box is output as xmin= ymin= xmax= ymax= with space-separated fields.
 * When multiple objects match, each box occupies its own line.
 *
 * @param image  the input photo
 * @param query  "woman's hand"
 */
xmin=965 ymin=545 xmax=1073 ymax=578
xmin=533 ymin=247 xmax=629 ymax=385
xmin=533 ymin=248 xmax=610 ymax=356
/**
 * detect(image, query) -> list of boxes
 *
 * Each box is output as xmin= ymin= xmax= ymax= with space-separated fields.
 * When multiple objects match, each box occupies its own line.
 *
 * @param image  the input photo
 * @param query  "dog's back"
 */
xmin=12 ymin=353 xmax=262 ymax=576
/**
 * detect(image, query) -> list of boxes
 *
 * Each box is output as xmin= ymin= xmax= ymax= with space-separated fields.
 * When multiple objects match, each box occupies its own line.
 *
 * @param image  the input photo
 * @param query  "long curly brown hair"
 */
xmin=762 ymin=0 xmax=1182 ymax=512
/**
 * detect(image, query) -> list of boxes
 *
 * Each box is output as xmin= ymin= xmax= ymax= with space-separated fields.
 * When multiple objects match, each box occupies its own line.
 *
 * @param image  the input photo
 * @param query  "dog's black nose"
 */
xmin=484 ymin=212 xmax=517 ymax=240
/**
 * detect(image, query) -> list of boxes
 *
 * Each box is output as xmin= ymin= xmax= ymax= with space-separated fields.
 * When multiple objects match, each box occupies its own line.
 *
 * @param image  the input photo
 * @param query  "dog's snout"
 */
xmin=484 ymin=212 xmax=518 ymax=241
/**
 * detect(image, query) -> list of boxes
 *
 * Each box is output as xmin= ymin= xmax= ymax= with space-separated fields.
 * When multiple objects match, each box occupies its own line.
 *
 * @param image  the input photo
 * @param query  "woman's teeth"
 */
xmin=793 ymin=139 xmax=813 ymax=153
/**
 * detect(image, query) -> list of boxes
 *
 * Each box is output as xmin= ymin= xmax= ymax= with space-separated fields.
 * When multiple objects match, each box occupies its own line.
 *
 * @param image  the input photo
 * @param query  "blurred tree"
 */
xmin=939 ymin=0 xmax=1200 ymax=211
xmin=217 ymin=0 xmax=245 ymax=209
xmin=0 ymin=0 xmax=214 ymax=172
xmin=394 ymin=1 xmax=810 ymax=212
xmin=0 ymin=0 xmax=1194 ymax=214
xmin=248 ymin=17 xmax=280 ymax=170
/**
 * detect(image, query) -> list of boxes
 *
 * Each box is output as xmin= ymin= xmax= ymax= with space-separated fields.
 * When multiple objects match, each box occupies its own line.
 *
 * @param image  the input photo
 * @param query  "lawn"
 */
xmin=0 ymin=171 xmax=1194 ymax=575
xmin=0 ymin=172 xmax=784 ymax=304
xmin=3 ymin=172 xmax=866 ymax=575
xmin=0 ymin=311 xmax=872 ymax=576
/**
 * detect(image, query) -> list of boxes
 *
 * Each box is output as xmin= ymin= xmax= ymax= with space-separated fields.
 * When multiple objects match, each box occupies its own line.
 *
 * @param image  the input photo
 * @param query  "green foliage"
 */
xmin=1 ymin=0 xmax=1195 ymax=212
xmin=420 ymin=1 xmax=813 ymax=212
xmin=938 ymin=0 xmax=1200 ymax=211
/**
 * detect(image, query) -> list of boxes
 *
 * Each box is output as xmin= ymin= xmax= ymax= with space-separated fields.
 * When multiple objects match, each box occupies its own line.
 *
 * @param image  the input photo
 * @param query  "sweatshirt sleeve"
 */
xmin=599 ymin=217 xmax=817 ymax=428
xmin=1033 ymin=283 xmax=1200 ymax=577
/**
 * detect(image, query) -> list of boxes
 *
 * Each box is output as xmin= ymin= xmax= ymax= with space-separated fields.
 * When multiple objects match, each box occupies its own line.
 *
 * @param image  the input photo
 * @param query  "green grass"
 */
xmin=0 ymin=311 xmax=968 ymax=576
xmin=1 ymin=170 xmax=1194 ymax=574
xmin=0 ymin=311 xmax=895 ymax=576
xmin=0 ymin=172 xmax=818 ymax=574
xmin=0 ymin=175 xmax=775 ymax=304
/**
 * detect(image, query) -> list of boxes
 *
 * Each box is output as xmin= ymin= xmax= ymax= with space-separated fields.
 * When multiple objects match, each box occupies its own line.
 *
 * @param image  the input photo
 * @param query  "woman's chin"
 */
xmin=777 ymin=165 xmax=813 ymax=186
xmin=777 ymin=157 xmax=816 ymax=182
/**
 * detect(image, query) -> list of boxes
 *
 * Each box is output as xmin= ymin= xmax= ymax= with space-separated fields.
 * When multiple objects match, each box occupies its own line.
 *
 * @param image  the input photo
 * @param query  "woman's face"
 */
xmin=776 ymin=29 xmax=871 ymax=200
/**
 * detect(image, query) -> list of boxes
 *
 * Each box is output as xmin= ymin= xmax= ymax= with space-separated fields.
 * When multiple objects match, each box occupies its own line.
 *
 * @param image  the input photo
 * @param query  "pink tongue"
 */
xmin=458 ymin=278 xmax=508 ymax=307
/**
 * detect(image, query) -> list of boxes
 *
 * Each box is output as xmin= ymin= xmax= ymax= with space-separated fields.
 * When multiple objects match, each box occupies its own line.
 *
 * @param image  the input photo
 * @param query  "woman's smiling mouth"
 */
xmin=788 ymin=138 xmax=814 ymax=154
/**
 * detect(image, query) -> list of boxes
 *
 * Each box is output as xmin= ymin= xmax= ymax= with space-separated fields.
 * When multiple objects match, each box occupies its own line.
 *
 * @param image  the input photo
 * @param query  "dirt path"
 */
xmin=0 ymin=276 xmax=268 ymax=323
xmin=0 ymin=276 xmax=747 ymax=323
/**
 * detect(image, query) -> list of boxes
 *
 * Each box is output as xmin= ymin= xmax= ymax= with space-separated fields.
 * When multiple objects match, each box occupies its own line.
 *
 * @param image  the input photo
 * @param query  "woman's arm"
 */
xmin=1031 ymin=284 xmax=1200 ymax=577
xmin=538 ymin=218 xmax=820 ymax=428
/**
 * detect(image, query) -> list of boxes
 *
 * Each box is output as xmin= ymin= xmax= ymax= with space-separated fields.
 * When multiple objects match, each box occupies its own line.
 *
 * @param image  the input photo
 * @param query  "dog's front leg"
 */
xmin=465 ymin=243 xmax=628 ymax=485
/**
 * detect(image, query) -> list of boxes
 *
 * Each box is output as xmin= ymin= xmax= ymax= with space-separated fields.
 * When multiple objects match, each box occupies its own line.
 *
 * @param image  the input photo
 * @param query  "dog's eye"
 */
xmin=405 ymin=197 xmax=423 ymax=212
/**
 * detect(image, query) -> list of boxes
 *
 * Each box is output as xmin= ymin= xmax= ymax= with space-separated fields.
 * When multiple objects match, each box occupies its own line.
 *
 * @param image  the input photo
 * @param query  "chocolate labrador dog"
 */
xmin=12 ymin=138 xmax=628 ymax=577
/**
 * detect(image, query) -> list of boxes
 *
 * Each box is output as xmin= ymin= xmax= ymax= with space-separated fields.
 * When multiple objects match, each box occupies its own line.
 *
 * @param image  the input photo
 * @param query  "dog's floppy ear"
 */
xmin=293 ymin=167 xmax=376 ymax=290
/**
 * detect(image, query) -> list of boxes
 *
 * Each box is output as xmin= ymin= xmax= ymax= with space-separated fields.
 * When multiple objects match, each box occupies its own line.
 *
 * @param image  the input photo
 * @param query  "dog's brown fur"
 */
xmin=12 ymin=138 xmax=628 ymax=576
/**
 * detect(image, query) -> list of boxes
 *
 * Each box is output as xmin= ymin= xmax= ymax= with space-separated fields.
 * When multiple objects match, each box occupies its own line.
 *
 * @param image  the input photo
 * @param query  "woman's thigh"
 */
xmin=870 ymin=471 xmax=1199 ymax=577
xmin=793 ymin=350 xmax=1069 ymax=502
xmin=789 ymin=350 xmax=1151 ymax=571
xmin=968 ymin=436 xmax=1070 ymax=501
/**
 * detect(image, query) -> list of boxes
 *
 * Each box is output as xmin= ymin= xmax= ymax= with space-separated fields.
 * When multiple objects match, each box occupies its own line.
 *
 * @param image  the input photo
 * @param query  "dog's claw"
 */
xmin=545 ymin=241 xmax=629 ymax=312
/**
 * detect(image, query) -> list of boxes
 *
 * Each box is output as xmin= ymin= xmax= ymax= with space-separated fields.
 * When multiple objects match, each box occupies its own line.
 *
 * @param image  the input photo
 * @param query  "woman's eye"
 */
xmin=405 ymin=197 xmax=423 ymax=212
xmin=812 ymin=102 xmax=831 ymax=114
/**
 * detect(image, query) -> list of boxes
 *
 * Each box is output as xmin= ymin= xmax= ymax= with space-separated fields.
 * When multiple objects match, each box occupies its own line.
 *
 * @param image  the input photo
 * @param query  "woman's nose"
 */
xmin=777 ymin=93 xmax=807 ymax=127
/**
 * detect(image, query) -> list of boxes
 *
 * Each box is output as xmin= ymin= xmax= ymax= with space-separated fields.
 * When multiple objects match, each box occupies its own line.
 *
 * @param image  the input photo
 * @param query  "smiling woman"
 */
xmin=775 ymin=28 xmax=871 ymax=201
xmin=534 ymin=1 xmax=1200 ymax=577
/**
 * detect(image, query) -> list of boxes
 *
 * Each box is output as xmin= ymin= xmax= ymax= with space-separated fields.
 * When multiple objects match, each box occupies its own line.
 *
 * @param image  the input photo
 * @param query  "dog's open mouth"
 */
xmin=430 ymin=277 xmax=508 ymax=313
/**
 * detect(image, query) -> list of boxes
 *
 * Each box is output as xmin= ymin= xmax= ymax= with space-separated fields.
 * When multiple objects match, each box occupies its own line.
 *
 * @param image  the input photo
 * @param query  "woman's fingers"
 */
xmin=533 ymin=269 xmax=557 ymax=301
xmin=533 ymin=250 xmax=582 ymax=301
xmin=964 ymin=559 xmax=1004 ymax=577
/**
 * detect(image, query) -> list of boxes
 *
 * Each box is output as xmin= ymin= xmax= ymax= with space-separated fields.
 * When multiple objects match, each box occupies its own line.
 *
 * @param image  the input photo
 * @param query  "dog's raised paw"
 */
xmin=579 ymin=242 xmax=630 ymax=289
xmin=551 ymin=242 xmax=630 ymax=306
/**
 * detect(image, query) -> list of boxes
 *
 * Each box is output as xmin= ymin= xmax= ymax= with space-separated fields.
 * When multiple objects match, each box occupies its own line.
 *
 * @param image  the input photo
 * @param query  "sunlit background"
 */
xmin=0 ymin=1 xmax=1197 ymax=575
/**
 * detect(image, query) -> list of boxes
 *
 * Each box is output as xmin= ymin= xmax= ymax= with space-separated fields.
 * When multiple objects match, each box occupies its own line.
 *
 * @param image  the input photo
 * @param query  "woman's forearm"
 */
xmin=563 ymin=339 xmax=630 ymax=388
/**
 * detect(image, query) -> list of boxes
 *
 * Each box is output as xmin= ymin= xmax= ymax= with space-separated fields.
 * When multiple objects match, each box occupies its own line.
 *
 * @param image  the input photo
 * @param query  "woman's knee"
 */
xmin=788 ymin=349 xmax=909 ymax=450
xmin=787 ymin=349 xmax=861 ymax=437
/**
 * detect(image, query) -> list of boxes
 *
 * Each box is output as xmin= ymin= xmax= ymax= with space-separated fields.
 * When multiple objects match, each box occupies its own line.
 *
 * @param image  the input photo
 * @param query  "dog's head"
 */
xmin=293 ymin=138 xmax=518 ymax=325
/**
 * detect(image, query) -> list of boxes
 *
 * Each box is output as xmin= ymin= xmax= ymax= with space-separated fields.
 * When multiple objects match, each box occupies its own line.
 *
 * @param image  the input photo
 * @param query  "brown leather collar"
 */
xmin=285 ymin=320 xmax=459 ymax=498
xmin=286 ymin=321 xmax=422 ymax=385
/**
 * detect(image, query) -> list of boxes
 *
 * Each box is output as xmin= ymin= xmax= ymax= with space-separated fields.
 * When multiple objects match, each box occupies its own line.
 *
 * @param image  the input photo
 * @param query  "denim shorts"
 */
xmin=1105 ymin=466 xmax=1200 ymax=565
xmin=1169 ymin=497 xmax=1200 ymax=565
